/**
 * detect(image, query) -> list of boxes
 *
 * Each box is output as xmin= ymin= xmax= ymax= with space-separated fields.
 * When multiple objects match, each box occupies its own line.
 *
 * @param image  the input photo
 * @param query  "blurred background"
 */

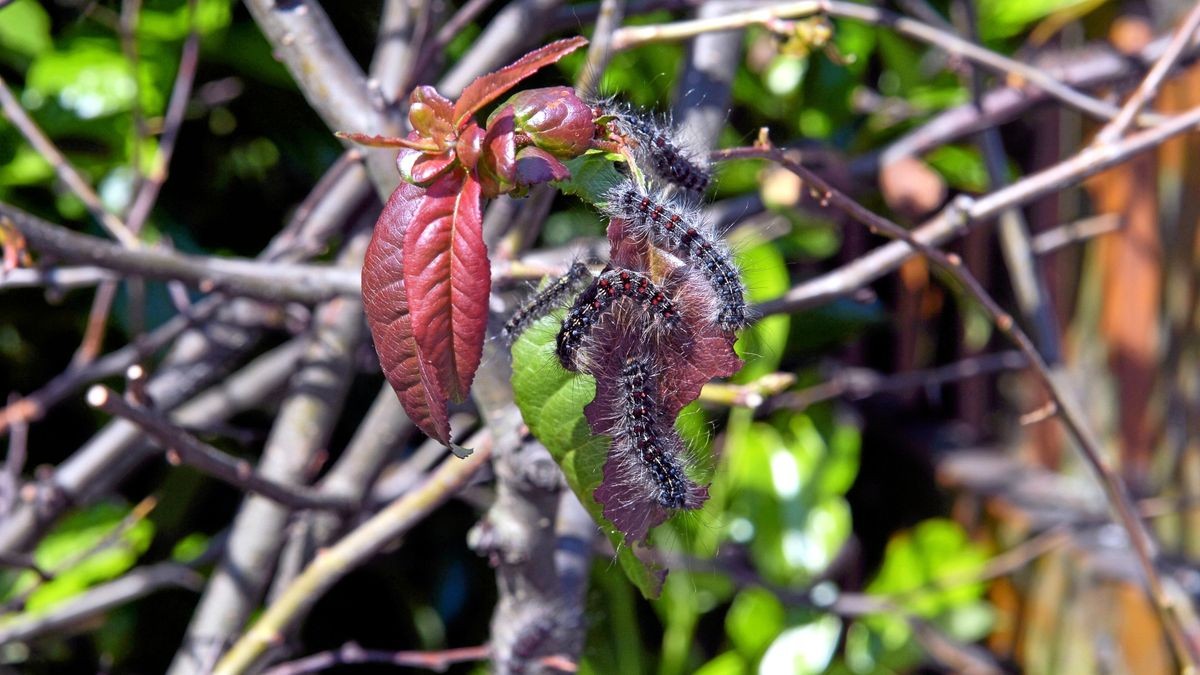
xmin=2 ymin=0 xmax=1200 ymax=673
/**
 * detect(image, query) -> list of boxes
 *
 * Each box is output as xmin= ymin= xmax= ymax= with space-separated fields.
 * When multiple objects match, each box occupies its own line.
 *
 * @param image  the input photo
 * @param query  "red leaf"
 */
xmin=515 ymin=146 xmax=570 ymax=187
xmin=362 ymin=183 xmax=453 ymax=445
xmin=409 ymin=86 xmax=456 ymax=144
xmin=452 ymin=36 xmax=588 ymax=130
xmin=403 ymin=170 xmax=489 ymax=403
xmin=478 ymin=107 xmax=517 ymax=198
xmin=404 ymin=150 xmax=457 ymax=185
xmin=336 ymin=131 xmax=437 ymax=151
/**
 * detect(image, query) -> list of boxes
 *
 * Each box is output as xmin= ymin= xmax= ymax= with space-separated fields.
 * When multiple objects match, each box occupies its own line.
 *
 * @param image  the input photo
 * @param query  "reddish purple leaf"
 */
xmin=409 ymin=86 xmax=456 ymax=146
xmin=336 ymin=131 xmax=437 ymax=151
xmin=404 ymin=150 xmax=458 ymax=185
xmin=402 ymin=170 xmax=489 ymax=403
xmin=362 ymin=182 xmax=453 ymax=444
xmin=453 ymin=36 xmax=588 ymax=130
xmin=478 ymin=107 xmax=517 ymax=198
xmin=515 ymin=147 xmax=570 ymax=187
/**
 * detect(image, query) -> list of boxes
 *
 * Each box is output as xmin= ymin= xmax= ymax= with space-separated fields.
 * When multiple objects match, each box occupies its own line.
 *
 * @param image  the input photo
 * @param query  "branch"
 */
xmin=211 ymin=437 xmax=495 ymax=675
xmin=611 ymin=0 xmax=1139 ymax=125
xmin=1095 ymin=2 xmax=1200 ymax=144
xmin=0 ymin=204 xmax=360 ymax=305
xmin=756 ymin=104 xmax=1200 ymax=315
xmin=242 ymin=0 xmax=403 ymax=195
xmin=762 ymin=351 xmax=1027 ymax=412
xmin=168 ymin=239 xmax=368 ymax=675
xmin=85 ymin=386 xmax=356 ymax=513
xmin=0 ymin=76 xmax=139 ymax=247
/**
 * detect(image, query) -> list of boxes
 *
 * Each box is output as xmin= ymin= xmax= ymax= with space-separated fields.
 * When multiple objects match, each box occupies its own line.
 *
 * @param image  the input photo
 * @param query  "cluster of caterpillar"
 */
xmin=614 ymin=354 xmax=705 ymax=510
xmin=501 ymin=99 xmax=746 ymax=538
xmin=603 ymin=180 xmax=748 ymax=331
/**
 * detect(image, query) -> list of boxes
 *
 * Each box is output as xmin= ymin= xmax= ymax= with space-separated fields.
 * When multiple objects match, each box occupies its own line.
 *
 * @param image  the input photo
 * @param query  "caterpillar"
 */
xmin=615 ymin=354 xmax=704 ymax=510
xmin=555 ymin=268 xmax=680 ymax=372
xmin=603 ymin=181 xmax=748 ymax=331
xmin=598 ymin=102 xmax=712 ymax=194
xmin=501 ymin=261 xmax=593 ymax=345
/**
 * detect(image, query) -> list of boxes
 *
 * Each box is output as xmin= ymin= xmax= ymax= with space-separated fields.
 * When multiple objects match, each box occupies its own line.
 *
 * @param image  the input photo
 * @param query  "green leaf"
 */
xmin=0 ymin=0 xmax=52 ymax=60
xmin=732 ymin=241 xmax=790 ymax=382
xmin=557 ymin=151 xmax=627 ymax=205
xmin=926 ymin=145 xmax=989 ymax=193
xmin=693 ymin=651 xmax=746 ymax=675
xmin=759 ymin=615 xmax=843 ymax=674
xmin=27 ymin=41 xmax=138 ymax=119
xmin=726 ymin=587 xmax=785 ymax=660
xmin=868 ymin=518 xmax=990 ymax=615
xmin=511 ymin=314 xmax=665 ymax=597
xmin=0 ymin=502 xmax=154 ymax=616
xmin=977 ymin=0 xmax=1104 ymax=39
xmin=139 ymin=0 xmax=234 ymax=41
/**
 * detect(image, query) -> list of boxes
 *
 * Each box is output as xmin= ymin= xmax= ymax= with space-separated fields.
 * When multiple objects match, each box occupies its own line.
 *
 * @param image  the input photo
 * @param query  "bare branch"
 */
xmin=757 ymin=104 xmax=1200 ymax=315
xmin=0 ymin=204 xmax=360 ymax=305
xmin=212 ymin=437 xmax=496 ymax=675
xmin=86 ymin=386 xmax=356 ymax=513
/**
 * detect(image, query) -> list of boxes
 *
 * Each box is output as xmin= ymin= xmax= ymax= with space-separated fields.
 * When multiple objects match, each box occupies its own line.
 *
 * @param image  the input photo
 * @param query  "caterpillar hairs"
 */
xmin=603 ymin=180 xmax=749 ymax=331
xmin=615 ymin=354 xmax=705 ymax=510
xmin=501 ymin=261 xmax=594 ymax=345
xmin=555 ymin=268 xmax=680 ymax=372
xmin=595 ymin=100 xmax=712 ymax=195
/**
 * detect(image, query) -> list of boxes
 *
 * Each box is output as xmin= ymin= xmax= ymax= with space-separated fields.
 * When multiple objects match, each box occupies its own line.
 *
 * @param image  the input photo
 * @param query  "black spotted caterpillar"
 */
xmin=603 ymin=180 xmax=748 ymax=331
xmin=615 ymin=355 xmax=705 ymax=510
xmin=555 ymin=268 xmax=680 ymax=372
xmin=599 ymin=103 xmax=712 ymax=195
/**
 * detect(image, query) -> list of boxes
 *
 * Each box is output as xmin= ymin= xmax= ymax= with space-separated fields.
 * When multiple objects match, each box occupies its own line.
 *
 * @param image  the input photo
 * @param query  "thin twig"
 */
xmin=611 ymin=0 xmax=1139 ymax=125
xmin=85 ymin=386 xmax=356 ymax=513
xmin=763 ymin=351 xmax=1028 ymax=412
xmin=1094 ymin=2 xmax=1200 ymax=144
xmin=1030 ymin=214 xmax=1122 ymax=255
xmin=0 ymin=202 xmax=360 ymax=305
xmin=212 ymin=437 xmax=496 ymax=675
xmin=0 ymin=76 xmax=140 ymax=248
xmin=125 ymin=0 xmax=202 ymax=232
xmin=723 ymin=142 xmax=1200 ymax=669
xmin=757 ymin=104 xmax=1200 ymax=315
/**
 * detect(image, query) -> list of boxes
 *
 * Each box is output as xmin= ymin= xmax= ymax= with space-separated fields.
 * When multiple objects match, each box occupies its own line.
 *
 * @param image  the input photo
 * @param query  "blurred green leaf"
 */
xmin=27 ymin=40 xmax=140 ymax=119
xmin=0 ymin=502 xmax=154 ymax=616
xmin=759 ymin=615 xmax=842 ymax=674
xmin=727 ymin=587 xmax=785 ymax=660
xmin=139 ymin=0 xmax=234 ymax=41
xmin=171 ymin=533 xmax=209 ymax=563
xmin=693 ymin=651 xmax=746 ymax=675
xmin=734 ymin=241 xmax=790 ymax=382
xmin=511 ymin=314 xmax=665 ymax=598
xmin=926 ymin=145 xmax=989 ymax=193
xmin=0 ymin=0 xmax=52 ymax=60
xmin=977 ymin=0 xmax=1105 ymax=40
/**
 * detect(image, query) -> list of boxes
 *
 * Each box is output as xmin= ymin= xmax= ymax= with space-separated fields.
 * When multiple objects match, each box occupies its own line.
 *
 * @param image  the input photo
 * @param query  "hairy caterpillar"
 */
xmin=555 ymin=268 xmax=680 ymax=372
xmin=603 ymin=181 xmax=748 ymax=330
xmin=502 ymin=261 xmax=593 ymax=345
xmin=615 ymin=354 xmax=705 ymax=510
xmin=596 ymin=101 xmax=712 ymax=194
